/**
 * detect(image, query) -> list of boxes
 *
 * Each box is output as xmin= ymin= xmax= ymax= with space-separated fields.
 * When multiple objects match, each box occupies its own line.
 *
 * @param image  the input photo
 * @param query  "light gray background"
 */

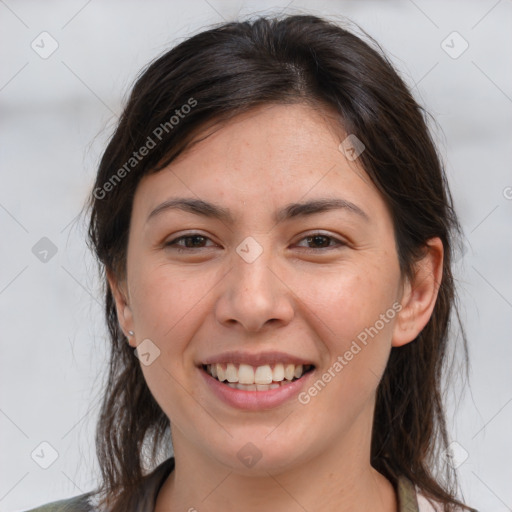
xmin=0 ymin=1 xmax=511 ymax=511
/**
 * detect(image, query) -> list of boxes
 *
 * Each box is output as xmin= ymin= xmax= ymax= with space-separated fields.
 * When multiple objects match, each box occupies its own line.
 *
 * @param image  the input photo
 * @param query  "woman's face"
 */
xmin=112 ymin=103 xmax=409 ymax=474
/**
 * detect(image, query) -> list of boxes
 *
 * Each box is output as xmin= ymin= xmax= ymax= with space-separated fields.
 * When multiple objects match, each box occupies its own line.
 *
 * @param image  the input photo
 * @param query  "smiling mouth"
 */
xmin=201 ymin=362 xmax=315 ymax=391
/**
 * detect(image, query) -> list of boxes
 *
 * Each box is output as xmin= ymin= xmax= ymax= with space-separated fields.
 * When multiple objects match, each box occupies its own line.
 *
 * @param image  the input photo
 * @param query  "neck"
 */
xmin=155 ymin=416 xmax=397 ymax=512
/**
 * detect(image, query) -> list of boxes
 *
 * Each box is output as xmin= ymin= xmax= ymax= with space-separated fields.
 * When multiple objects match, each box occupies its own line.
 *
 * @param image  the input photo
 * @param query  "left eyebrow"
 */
xmin=146 ymin=197 xmax=370 ymax=225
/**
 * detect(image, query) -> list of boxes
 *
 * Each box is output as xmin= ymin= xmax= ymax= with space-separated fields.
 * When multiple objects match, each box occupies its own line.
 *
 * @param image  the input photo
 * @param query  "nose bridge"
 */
xmin=215 ymin=235 xmax=294 ymax=331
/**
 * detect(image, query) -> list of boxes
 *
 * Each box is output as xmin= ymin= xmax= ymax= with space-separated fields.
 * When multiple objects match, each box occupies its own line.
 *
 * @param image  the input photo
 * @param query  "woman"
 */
xmin=27 ymin=14 xmax=476 ymax=512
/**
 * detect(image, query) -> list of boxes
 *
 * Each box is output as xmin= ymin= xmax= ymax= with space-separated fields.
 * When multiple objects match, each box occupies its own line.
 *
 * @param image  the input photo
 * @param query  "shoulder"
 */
xmin=23 ymin=493 xmax=94 ymax=512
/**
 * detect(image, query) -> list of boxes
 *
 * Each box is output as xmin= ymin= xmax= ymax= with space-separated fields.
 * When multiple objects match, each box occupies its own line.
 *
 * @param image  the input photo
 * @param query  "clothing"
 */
xmin=24 ymin=457 xmax=439 ymax=511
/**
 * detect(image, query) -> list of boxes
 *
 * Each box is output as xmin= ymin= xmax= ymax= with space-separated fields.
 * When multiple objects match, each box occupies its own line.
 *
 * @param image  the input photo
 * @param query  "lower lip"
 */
xmin=199 ymin=366 xmax=315 ymax=411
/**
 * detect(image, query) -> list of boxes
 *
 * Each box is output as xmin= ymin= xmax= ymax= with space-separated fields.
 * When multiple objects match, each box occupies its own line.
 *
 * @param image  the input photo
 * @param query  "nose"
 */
xmin=214 ymin=242 xmax=295 ymax=333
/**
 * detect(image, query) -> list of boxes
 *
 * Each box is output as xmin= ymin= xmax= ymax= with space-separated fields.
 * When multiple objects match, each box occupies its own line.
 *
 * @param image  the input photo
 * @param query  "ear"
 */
xmin=392 ymin=237 xmax=444 ymax=347
xmin=106 ymin=268 xmax=136 ymax=347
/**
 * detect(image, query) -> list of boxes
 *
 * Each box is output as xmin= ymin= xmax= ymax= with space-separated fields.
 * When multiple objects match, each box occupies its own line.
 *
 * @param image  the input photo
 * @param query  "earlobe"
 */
xmin=106 ymin=268 xmax=136 ymax=346
xmin=392 ymin=237 xmax=444 ymax=348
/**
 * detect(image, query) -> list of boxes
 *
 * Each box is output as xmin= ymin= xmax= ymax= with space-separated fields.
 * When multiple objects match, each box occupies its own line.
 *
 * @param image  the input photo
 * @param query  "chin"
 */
xmin=205 ymin=433 xmax=310 ymax=476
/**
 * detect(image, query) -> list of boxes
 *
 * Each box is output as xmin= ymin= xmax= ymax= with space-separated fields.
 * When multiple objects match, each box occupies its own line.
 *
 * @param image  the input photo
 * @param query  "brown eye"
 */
xmin=165 ymin=234 xmax=215 ymax=252
xmin=296 ymin=233 xmax=345 ymax=251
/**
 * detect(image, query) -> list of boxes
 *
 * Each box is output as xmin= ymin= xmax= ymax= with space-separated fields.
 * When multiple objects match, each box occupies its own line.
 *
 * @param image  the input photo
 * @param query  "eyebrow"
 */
xmin=146 ymin=197 xmax=370 ymax=225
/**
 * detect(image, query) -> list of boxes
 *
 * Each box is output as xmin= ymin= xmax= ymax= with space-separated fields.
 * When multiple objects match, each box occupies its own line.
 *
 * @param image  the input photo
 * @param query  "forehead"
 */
xmin=174 ymin=103 xmax=346 ymax=173
xmin=132 ymin=103 xmax=385 ymax=223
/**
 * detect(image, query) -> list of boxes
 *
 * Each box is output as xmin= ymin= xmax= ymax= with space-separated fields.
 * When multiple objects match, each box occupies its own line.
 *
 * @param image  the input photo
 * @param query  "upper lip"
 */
xmin=199 ymin=350 xmax=315 ymax=367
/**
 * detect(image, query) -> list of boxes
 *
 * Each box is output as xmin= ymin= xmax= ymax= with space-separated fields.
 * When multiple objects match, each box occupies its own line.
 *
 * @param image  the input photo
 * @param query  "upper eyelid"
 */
xmin=165 ymin=232 xmax=217 ymax=246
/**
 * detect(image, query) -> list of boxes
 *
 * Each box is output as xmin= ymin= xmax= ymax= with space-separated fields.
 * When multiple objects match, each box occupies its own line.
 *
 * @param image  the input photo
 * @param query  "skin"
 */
xmin=108 ymin=103 xmax=443 ymax=512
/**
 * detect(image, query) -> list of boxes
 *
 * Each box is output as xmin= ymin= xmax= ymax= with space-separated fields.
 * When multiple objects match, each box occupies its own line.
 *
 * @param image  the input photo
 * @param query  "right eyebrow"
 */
xmin=146 ymin=197 xmax=370 ymax=225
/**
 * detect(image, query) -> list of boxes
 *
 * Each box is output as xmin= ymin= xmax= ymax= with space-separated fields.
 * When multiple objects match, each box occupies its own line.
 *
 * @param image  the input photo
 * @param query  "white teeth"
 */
xmin=216 ymin=364 xmax=226 ymax=382
xmin=205 ymin=362 xmax=312 ymax=386
xmin=254 ymin=365 xmax=273 ymax=384
xmin=256 ymin=383 xmax=282 ymax=391
xmin=233 ymin=382 xmax=290 ymax=391
xmin=272 ymin=363 xmax=285 ymax=381
xmin=238 ymin=364 xmax=255 ymax=384
xmin=226 ymin=363 xmax=238 ymax=383
xmin=284 ymin=364 xmax=295 ymax=381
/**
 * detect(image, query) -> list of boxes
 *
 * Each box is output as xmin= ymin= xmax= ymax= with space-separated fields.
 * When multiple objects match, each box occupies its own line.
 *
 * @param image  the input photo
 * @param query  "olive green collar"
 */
xmin=396 ymin=474 xmax=420 ymax=511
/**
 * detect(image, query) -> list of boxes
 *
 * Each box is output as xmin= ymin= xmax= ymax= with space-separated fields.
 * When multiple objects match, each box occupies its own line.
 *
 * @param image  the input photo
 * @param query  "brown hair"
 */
xmin=86 ymin=14 xmax=474 ymax=511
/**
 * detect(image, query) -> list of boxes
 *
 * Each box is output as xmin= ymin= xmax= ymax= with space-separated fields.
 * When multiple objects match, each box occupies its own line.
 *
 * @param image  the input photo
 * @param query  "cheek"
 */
xmin=293 ymin=262 xmax=400 ymax=401
xmin=130 ymin=263 xmax=214 ymax=337
xmin=130 ymin=265 xmax=207 ymax=419
xmin=293 ymin=261 xmax=400 ymax=342
xmin=129 ymin=262 xmax=224 ymax=405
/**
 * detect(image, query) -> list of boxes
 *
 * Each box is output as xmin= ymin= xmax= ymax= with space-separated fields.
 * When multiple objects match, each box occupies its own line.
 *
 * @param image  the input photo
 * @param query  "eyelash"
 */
xmin=165 ymin=232 xmax=346 ymax=253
